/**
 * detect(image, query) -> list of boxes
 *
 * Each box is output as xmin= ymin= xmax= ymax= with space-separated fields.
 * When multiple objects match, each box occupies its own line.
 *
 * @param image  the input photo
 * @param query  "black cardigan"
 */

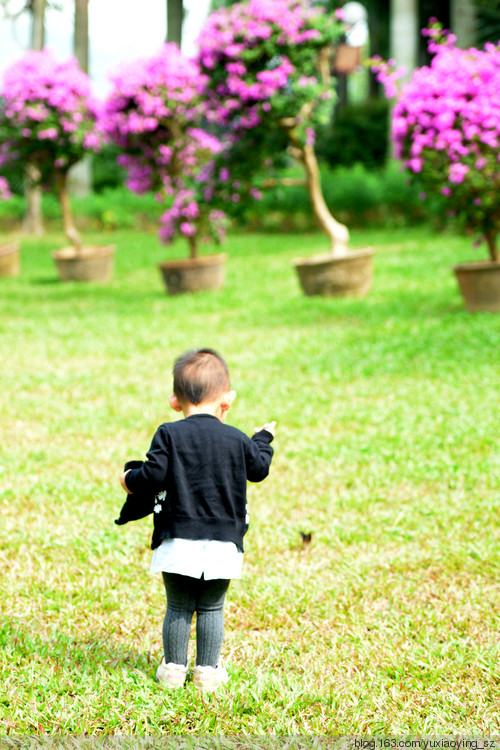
xmin=115 ymin=414 xmax=274 ymax=552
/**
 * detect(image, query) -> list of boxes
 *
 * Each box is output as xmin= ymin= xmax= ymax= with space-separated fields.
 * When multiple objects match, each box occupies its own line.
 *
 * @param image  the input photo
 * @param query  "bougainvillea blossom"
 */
xmin=0 ymin=49 xmax=100 ymax=176
xmin=373 ymin=24 xmax=500 ymax=260
xmin=0 ymin=176 xmax=11 ymax=201
xmin=103 ymin=44 xmax=229 ymax=255
xmin=197 ymin=0 xmax=349 ymax=254
xmin=0 ymin=49 xmax=101 ymax=252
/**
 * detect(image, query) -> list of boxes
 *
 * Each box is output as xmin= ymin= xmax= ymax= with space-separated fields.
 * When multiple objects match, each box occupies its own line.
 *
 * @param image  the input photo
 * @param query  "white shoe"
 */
xmin=156 ymin=658 xmax=188 ymax=688
xmin=193 ymin=661 xmax=229 ymax=692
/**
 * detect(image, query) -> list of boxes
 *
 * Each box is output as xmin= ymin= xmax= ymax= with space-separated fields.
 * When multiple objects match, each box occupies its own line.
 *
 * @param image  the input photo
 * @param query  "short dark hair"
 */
xmin=173 ymin=348 xmax=230 ymax=405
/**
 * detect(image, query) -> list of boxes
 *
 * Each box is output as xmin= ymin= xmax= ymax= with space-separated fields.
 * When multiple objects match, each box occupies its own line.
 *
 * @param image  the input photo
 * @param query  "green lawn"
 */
xmin=0 ymin=225 xmax=499 ymax=735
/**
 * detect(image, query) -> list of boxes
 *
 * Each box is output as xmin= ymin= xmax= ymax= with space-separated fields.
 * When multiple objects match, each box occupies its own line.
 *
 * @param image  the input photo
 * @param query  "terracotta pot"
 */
xmin=292 ymin=248 xmax=373 ymax=297
xmin=52 ymin=245 xmax=115 ymax=282
xmin=159 ymin=254 xmax=227 ymax=295
xmin=333 ymin=44 xmax=361 ymax=74
xmin=0 ymin=242 xmax=20 ymax=277
xmin=454 ymin=260 xmax=500 ymax=312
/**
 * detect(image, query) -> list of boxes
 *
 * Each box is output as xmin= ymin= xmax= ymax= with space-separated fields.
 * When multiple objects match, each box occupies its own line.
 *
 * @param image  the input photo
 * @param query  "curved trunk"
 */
xmin=56 ymin=171 xmax=83 ymax=255
xmin=300 ymin=143 xmax=349 ymax=256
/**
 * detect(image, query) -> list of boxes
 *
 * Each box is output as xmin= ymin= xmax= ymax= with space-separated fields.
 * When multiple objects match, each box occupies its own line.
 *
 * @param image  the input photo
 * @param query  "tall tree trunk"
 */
xmin=31 ymin=0 xmax=46 ymax=48
xmin=24 ymin=0 xmax=46 ymax=235
xmin=56 ymin=171 xmax=83 ymax=255
xmin=70 ymin=0 xmax=91 ymax=197
xmin=74 ymin=0 xmax=89 ymax=73
xmin=166 ymin=0 xmax=183 ymax=45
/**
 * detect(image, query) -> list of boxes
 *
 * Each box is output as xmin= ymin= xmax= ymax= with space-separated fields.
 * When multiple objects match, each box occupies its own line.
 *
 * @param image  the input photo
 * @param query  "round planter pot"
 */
xmin=52 ymin=245 xmax=115 ymax=282
xmin=454 ymin=261 xmax=500 ymax=312
xmin=159 ymin=253 xmax=227 ymax=295
xmin=292 ymin=247 xmax=374 ymax=297
xmin=0 ymin=242 xmax=20 ymax=278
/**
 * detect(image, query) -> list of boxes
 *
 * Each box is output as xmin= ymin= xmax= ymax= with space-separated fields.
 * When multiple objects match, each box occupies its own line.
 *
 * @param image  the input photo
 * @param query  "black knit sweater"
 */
xmin=119 ymin=414 xmax=274 ymax=552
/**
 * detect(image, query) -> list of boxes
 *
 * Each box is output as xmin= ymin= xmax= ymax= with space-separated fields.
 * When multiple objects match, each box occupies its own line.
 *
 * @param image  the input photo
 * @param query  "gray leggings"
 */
xmin=161 ymin=572 xmax=230 ymax=668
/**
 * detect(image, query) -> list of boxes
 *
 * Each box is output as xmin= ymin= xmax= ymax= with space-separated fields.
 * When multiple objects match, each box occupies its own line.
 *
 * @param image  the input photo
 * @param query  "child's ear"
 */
xmin=168 ymin=393 xmax=183 ymax=412
xmin=221 ymin=390 xmax=237 ymax=411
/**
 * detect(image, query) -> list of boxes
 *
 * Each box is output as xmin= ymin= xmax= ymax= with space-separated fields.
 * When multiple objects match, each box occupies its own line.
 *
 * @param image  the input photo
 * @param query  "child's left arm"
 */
xmin=246 ymin=421 xmax=276 ymax=482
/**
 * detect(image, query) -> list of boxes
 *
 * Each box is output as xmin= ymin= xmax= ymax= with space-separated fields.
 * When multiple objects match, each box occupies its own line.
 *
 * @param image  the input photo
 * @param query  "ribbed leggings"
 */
xmin=161 ymin=572 xmax=230 ymax=668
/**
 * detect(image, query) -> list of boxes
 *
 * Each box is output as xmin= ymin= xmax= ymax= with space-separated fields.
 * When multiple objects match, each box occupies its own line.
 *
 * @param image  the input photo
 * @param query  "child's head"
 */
xmin=172 ymin=348 xmax=231 ymax=407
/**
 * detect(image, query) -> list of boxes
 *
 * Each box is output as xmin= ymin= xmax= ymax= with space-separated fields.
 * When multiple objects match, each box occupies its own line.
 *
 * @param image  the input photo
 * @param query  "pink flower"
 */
xmin=0 ymin=48 xmax=99 ymax=180
xmin=375 ymin=25 xmax=500 ymax=252
xmin=0 ymin=176 xmax=11 ymax=200
xmin=180 ymin=222 xmax=196 ymax=237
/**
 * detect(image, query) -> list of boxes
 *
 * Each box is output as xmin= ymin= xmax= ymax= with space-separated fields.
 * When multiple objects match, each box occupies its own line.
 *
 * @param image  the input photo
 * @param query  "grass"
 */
xmin=0 ymin=224 xmax=499 ymax=735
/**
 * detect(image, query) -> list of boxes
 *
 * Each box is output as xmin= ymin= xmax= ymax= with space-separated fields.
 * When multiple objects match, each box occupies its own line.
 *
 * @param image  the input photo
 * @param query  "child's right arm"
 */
xmin=120 ymin=470 xmax=132 ymax=494
xmin=124 ymin=427 xmax=169 ymax=495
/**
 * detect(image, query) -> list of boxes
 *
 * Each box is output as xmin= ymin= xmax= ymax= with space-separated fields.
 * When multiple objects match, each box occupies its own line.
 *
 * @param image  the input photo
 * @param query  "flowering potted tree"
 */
xmin=0 ymin=176 xmax=20 ymax=277
xmin=103 ymin=44 xmax=229 ymax=295
xmin=0 ymin=49 xmax=113 ymax=282
xmin=197 ymin=0 xmax=374 ymax=297
xmin=373 ymin=24 xmax=500 ymax=312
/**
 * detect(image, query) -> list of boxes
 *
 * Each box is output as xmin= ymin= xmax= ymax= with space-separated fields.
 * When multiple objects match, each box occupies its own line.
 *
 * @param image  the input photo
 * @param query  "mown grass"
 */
xmin=0 ymin=225 xmax=499 ymax=735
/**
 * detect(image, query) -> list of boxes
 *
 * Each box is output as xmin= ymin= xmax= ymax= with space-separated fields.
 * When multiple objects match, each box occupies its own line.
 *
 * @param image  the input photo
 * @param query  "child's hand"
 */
xmin=255 ymin=421 xmax=276 ymax=437
xmin=120 ymin=470 xmax=133 ymax=494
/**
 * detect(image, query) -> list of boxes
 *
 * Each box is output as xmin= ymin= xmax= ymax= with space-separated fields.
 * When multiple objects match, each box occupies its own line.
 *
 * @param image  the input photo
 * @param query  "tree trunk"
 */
xmin=31 ymin=0 xmax=46 ymax=49
xmin=74 ymin=0 xmax=89 ymax=73
xmin=56 ymin=171 xmax=83 ymax=255
xmin=23 ymin=163 xmax=44 ymax=236
xmin=166 ymin=0 xmax=183 ymax=45
xmin=187 ymin=235 xmax=198 ymax=259
xmin=300 ymin=143 xmax=350 ymax=256
xmin=24 ymin=0 xmax=46 ymax=235
xmin=70 ymin=0 xmax=92 ymax=198
xmin=486 ymin=229 xmax=499 ymax=262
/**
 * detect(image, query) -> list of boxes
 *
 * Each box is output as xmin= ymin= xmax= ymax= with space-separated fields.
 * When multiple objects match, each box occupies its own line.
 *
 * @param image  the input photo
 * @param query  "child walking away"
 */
xmin=117 ymin=348 xmax=275 ymax=692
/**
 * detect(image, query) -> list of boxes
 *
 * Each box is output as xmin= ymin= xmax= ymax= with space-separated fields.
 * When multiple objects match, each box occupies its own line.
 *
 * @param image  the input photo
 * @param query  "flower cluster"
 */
xmin=0 ymin=176 xmax=11 ymax=201
xmin=373 ymin=24 xmax=500 ymax=258
xmin=103 ymin=43 xmax=229 ymax=254
xmin=159 ymin=189 xmax=229 ymax=246
xmin=0 ymin=49 xmax=100 ymax=181
xmin=197 ymin=0 xmax=344 ymax=148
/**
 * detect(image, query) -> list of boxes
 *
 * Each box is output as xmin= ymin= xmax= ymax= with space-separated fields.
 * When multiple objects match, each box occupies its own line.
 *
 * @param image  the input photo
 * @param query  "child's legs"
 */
xmin=195 ymin=577 xmax=230 ymax=668
xmin=161 ymin=572 xmax=197 ymax=666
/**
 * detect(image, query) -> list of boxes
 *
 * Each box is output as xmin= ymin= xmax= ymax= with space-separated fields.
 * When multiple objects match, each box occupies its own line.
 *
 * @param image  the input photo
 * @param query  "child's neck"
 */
xmin=182 ymin=400 xmax=225 ymax=422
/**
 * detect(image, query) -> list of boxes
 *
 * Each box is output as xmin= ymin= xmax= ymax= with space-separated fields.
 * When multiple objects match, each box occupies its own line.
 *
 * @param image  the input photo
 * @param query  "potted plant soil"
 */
xmin=197 ymin=0 xmax=373 ymax=297
xmin=374 ymin=22 xmax=500 ymax=312
xmin=0 ymin=50 xmax=113 ymax=282
xmin=103 ymin=44 xmax=229 ymax=295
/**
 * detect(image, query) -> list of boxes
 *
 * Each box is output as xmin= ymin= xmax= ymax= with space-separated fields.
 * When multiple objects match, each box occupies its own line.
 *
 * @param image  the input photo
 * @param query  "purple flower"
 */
xmin=0 ymin=49 xmax=99 ymax=179
xmin=0 ymin=176 xmax=11 ymax=200
xmin=374 ymin=24 xmax=500 ymax=253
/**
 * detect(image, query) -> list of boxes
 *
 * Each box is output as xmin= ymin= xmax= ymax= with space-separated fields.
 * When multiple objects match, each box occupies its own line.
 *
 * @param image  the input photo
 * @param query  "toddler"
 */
xmin=117 ymin=348 xmax=275 ymax=691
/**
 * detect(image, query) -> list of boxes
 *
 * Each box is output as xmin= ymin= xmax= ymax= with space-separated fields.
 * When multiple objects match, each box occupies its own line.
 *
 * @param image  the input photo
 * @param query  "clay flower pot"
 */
xmin=52 ymin=245 xmax=115 ymax=282
xmin=158 ymin=253 xmax=227 ymax=295
xmin=292 ymin=247 xmax=374 ymax=297
xmin=0 ymin=242 xmax=20 ymax=278
xmin=453 ymin=261 xmax=500 ymax=312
